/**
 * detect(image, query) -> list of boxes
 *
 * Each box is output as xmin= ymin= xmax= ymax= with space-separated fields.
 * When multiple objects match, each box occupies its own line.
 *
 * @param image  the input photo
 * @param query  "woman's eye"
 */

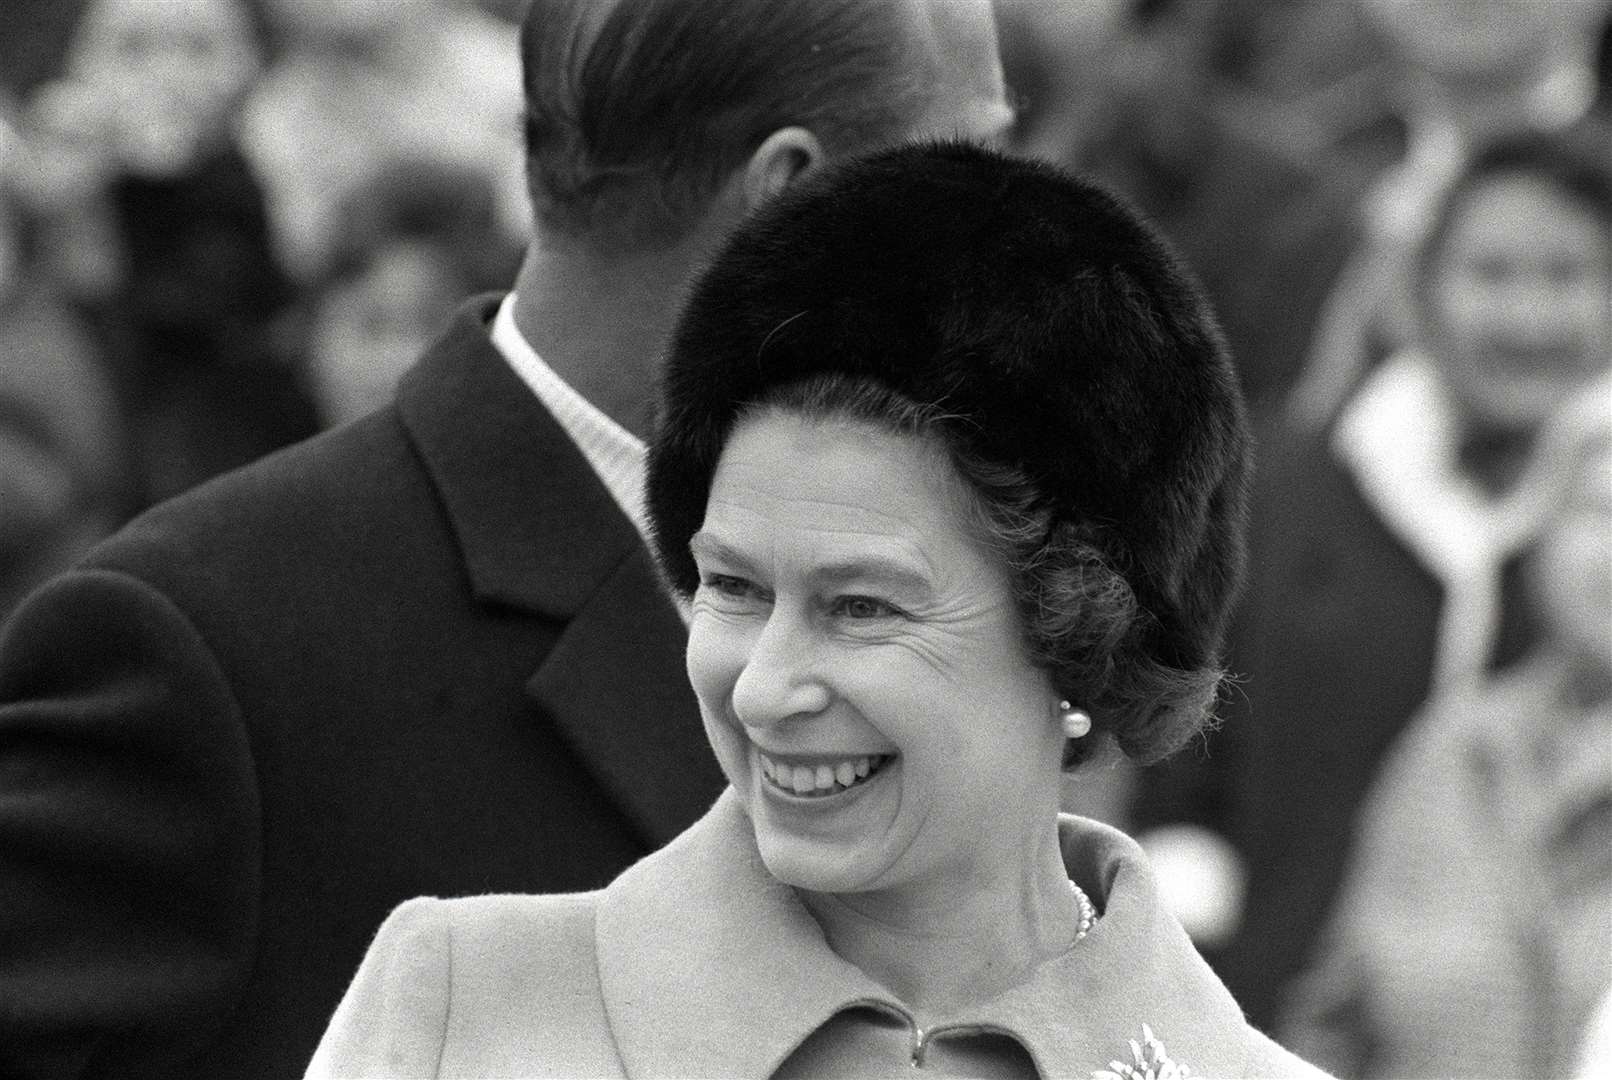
xmin=833 ymin=595 xmax=897 ymax=619
xmin=701 ymin=573 xmax=762 ymax=601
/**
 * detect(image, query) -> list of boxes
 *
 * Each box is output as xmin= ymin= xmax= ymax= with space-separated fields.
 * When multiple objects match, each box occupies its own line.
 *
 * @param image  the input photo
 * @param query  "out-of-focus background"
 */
xmin=1 ymin=0 xmax=529 ymax=614
xmin=2 ymin=1 xmax=1610 ymax=1076
xmin=1 ymin=0 xmax=1604 ymax=602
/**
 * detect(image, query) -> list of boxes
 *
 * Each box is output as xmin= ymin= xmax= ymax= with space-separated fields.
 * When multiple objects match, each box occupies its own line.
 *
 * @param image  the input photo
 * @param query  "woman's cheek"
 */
xmin=686 ymin=616 xmax=761 ymax=795
xmin=686 ymin=612 xmax=752 ymax=728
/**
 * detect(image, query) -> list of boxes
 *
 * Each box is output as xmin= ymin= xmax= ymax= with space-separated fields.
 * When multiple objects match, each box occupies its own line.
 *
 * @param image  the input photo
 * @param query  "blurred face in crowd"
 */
xmin=686 ymin=412 xmax=1063 ymax=901
xmin=1362 ymin=0 xmax=1608 ymax=83
xmin=69 ymin=0 xmax=260 ymax=176
xmin=993 ymin=0 xmax=1167 ymax=168
xmin=263 ymin=0 xmax=418 ymax=48
xmin=1423 ymin=173 xmax=1612 ymax=432
xmin=15 ymin=81 xmax=115 ymax=212
xmin=308 ymin=242 xmax=467 ymax=426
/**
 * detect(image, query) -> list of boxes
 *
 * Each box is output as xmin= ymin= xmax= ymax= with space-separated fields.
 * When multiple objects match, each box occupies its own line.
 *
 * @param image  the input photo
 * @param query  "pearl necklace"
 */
xmin=1070 ymin=880 xmax=1096 ymax=944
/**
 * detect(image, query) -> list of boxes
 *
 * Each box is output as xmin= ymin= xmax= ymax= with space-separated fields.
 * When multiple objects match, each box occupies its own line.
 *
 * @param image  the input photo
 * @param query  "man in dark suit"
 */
xmin=0 ymin=2 xmax=1015 ymax=1077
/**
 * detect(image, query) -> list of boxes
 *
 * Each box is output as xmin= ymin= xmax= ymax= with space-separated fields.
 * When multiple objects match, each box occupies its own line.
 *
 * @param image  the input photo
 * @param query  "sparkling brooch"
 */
xmin=1092 ymin=1024 xmax=1193 ymax=1080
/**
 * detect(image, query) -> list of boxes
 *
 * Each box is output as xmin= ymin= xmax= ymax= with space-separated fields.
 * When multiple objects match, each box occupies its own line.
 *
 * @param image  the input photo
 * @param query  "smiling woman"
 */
xmin=306 ymin=142 xmax=1330 ymax=1078
xmin=689 ymin=408 xmax=1059 ymax=912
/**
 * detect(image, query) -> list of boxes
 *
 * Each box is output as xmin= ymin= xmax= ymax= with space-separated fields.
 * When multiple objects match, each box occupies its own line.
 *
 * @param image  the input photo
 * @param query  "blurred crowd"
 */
xmin=2 ymin=0 xmax=1610 ymax=1076
xmin=0 ymin=0 xmax=526 ymax=612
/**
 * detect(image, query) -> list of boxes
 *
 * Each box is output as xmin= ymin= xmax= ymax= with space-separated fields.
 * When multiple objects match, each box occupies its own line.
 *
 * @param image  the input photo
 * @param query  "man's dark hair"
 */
xmin=519 ymin=0 xmax=936 ymax=249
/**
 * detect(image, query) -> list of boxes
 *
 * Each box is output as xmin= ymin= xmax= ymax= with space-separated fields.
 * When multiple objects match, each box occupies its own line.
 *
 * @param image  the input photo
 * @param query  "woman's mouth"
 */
xmin=758 ymin=752 xmax=892 ymax=797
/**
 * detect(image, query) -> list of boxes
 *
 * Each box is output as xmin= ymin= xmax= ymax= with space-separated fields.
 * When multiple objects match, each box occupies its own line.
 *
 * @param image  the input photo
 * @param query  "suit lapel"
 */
xmin=525 ymin=545 xmax=724 ymax=847
xmin=397 ymin=295 xmax=638 ymax=615
xmin=398 ymin=295 xmax=724 ymax=847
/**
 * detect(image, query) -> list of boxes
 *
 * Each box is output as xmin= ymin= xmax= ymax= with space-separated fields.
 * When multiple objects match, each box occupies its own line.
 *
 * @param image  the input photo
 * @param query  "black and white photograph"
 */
xmin=1 ymin=1 xmax=1608 ymax=1077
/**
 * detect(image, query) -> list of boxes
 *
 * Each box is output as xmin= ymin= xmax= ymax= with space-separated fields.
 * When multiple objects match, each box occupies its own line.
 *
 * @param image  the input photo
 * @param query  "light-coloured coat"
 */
xmin=309 ymin=790 xmax=1329 ymax=1079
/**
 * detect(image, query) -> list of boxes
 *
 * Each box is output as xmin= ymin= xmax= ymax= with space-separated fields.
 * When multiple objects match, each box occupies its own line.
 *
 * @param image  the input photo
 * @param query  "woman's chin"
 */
xmin=743 ymin=756 xmax=907 ymax=894
xmin=753 ymin=831 xmax=878 ymax=895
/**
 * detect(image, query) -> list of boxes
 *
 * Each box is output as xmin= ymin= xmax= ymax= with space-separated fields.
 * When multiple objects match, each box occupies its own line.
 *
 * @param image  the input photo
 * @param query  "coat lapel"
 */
xmin=980 ymin=816 xmax=1261 ymax=1079
xmin=397 ymin=295 xmax=638 ymax=615
xmin=594 ymin=796 xmax=1287 ymax=1080
xmin=397 ymin=295 xmax=724 ymax=848
xmin=524 ymin=545 xmax=724 ymax=847
xmin=595 ymin=791 xmax=891 ymax=1079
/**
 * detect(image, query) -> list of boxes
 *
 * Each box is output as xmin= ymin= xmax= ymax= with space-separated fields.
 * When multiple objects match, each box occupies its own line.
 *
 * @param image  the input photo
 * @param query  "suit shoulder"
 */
xmin=125 ymin=409 xmax=419 ymax=540
xmin=82 ymin=408 xmax=442 ymax=594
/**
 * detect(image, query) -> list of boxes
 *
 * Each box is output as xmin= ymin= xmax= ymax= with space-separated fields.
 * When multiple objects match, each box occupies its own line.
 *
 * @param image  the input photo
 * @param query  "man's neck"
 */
xmin=509 ymin=236 xmax=710 ymax=439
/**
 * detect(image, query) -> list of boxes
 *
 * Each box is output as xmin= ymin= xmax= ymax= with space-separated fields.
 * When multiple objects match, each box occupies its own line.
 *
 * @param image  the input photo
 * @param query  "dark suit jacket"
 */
xmin=0 ymin=296 xmax=726 ymax=1079
xmin=1206 ymin=412 xmax=1443 ymax=1028
xmin=1133 ymin=407 xmax=1444 ymax=1029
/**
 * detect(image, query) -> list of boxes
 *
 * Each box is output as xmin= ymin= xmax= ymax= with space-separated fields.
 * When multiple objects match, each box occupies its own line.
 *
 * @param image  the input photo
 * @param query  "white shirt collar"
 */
xmin=1331 ymin=351 xmax=1514 ymax=691
xmin=490 ymin=292 xmax=651 ymax=546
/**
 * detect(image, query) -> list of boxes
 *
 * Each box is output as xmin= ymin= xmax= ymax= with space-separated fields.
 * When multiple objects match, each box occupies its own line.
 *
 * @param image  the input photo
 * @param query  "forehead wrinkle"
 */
xmin=705 ymin=414 xmax=995 ymax=589
xmin=711 ymin=465 xmax=929 ymax=525
xmin=697 ymin=499 xmax=952 ymax=591
xmin=707 ymin=473 xmax=952 ymax=549
xmin=808 ymin=557 xmax=936 ymax=600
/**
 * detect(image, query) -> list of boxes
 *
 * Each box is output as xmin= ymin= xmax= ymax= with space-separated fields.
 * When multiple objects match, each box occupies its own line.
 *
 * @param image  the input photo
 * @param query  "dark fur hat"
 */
xmin=647 ymin=141 xmax=1249 ymax=676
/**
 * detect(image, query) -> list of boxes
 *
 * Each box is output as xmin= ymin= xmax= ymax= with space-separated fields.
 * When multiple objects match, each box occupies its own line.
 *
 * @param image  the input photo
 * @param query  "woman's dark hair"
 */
xmin=647 ymin=142 xmax=1251 ymax=766
xmin=1414 ymin=127 xmax=1612 ymax=307
xmin=518 ymin=0 xmax=934 ymax=249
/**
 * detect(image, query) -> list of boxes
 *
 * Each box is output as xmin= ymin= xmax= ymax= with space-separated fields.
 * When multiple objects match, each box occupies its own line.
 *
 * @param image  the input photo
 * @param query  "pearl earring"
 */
xmin=1058 ymin=700 xmax=1091 ymax=739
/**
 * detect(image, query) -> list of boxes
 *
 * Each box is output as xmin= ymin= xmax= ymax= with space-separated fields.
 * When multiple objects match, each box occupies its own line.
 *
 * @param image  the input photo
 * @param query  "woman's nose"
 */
xmin=729 ymin=610 xmax=830 ymax=729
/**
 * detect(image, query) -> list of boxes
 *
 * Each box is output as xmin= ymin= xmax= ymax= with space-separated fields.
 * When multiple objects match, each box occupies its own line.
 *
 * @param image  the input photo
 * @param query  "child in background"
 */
xmin=304 ymin=158 xmax=521 ymax=427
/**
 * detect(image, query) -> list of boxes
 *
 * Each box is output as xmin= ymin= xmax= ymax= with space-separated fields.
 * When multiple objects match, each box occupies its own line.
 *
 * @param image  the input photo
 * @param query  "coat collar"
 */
xmin=1331 ymin=351 xmax=1497 ymax=583
xmin=595 ymin=789 xmax=1268 ymax=1079
xmin=398 ymin=294 xmax=724 ymax=846
xmin=523 ymin=543 xmax=722 ymax=848
xmin=396 ymin=294 xmax=643 ymax=618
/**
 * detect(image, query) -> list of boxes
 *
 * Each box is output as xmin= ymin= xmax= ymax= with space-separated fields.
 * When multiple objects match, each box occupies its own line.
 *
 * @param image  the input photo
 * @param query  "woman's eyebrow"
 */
xmin=691 ymin=533 xmax=935 ymax=594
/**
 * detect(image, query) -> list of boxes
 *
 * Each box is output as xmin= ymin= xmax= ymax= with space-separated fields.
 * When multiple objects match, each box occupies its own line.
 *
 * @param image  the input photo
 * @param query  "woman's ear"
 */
xmin=741 ymin=126 xmax=825 ymax=210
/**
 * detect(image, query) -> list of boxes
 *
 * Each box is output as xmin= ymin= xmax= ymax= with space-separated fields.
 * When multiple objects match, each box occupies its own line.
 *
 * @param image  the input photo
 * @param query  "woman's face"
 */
xmin=70 ymin=0 xmax=260 ymax=176
xmin=686 ymin=411 xmax=1064 ymax=898
xmin=1425 ymin=174 xmax=1612 ymax=432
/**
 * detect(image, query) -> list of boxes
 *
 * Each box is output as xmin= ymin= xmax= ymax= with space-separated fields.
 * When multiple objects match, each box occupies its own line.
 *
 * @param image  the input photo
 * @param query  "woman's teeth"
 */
xmin=758 ymin=753 xmax=889 ymax=796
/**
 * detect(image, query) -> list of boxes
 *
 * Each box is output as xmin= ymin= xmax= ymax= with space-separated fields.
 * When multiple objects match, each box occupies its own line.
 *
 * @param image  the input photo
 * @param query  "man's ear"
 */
xmin=741 ymin=126 xmax=825 ymax=209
